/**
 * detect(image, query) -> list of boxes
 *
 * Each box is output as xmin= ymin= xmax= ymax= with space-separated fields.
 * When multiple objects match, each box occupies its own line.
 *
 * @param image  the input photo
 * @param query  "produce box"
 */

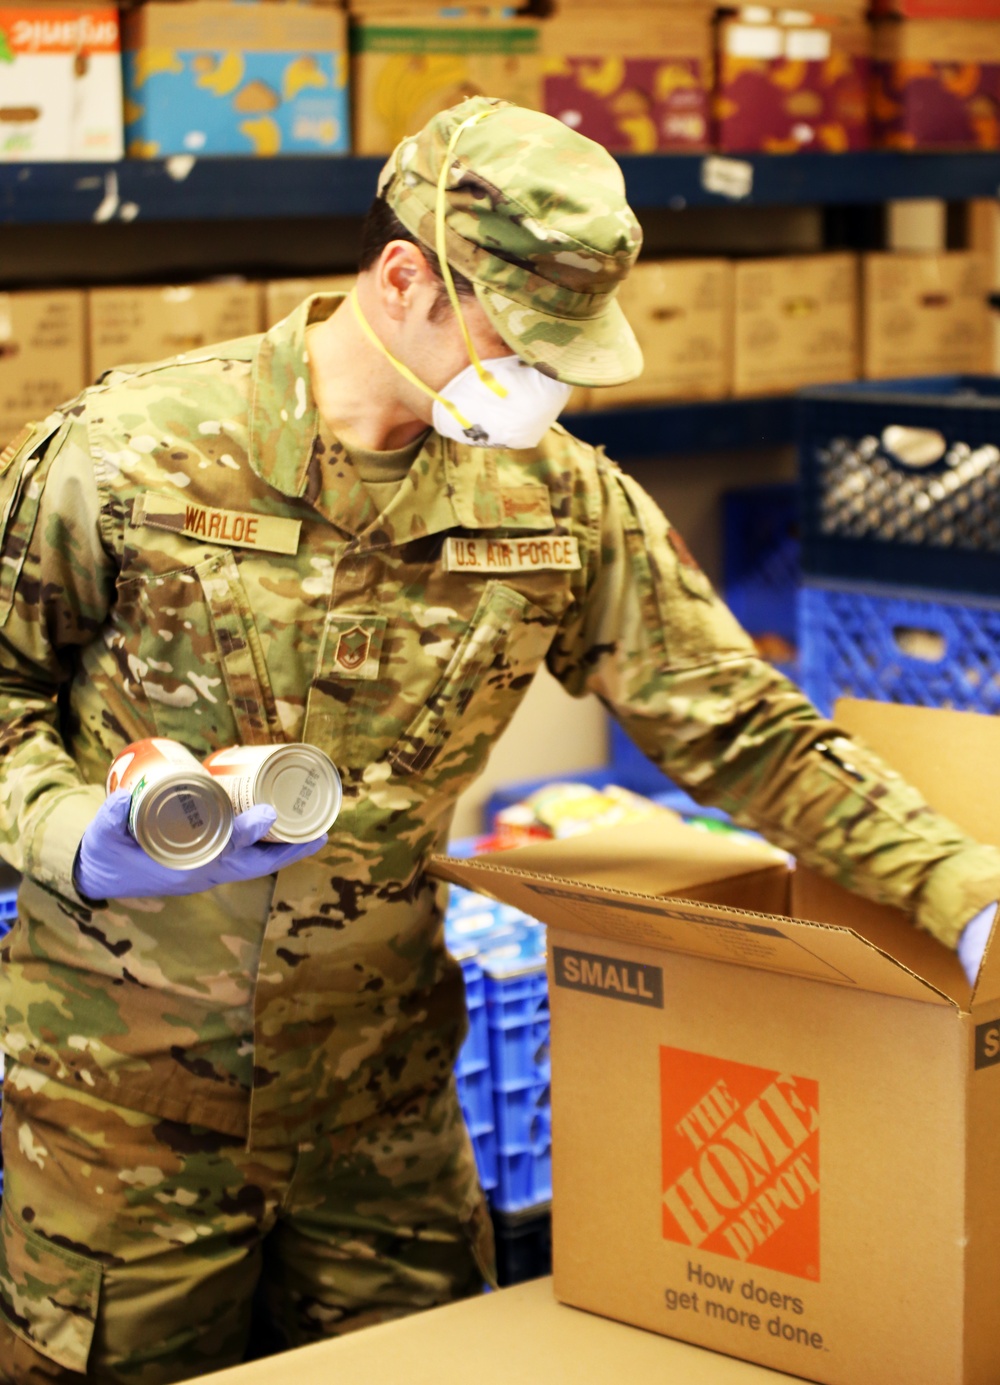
xmin=0 ymin=290 xmax=87 ymax=443
xmin=88 ymin=283 xmax=263 ymax=379
xmin=862 ymin=252 xmax=991 ymax=379
xmin=872 ymin=18 xmax=1000 ymax=148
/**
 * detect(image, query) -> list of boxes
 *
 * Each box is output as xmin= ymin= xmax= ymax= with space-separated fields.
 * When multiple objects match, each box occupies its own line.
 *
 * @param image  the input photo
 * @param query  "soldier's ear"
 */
xmin=379 ymin=241 xmax=434 ymax=320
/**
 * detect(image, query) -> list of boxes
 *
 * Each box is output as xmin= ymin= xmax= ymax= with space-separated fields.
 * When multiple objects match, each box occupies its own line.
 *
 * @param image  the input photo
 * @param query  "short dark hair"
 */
xmin=358 ymin=194 xmax=475 ymax=321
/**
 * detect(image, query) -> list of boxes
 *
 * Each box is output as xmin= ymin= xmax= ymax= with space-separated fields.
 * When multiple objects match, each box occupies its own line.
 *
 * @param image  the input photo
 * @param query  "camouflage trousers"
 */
xmin=0 ymin=1062 xmax=496 ymax=1384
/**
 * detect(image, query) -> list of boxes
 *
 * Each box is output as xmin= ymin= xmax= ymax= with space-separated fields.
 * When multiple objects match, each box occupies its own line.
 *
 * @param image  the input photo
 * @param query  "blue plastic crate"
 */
xmin=483 ymin=966 xmax=552 ymax=1213
xmin=484 ymin=969 xmax=550 ymax=1089
xmin=799 ymin=375 xmax=1000 ymax=595
xmin=800 ymin=579 xmax=1000 ymax=718
xmin=0 ymin=887 xmax=15 ymax=938
xmin=493 ymin=1079 xmax=551 ymax=1152
xmin=723 ymin=483 xmax=800 ymax=646
xmin=494 ymin=1144 xmax=551 ymax=1215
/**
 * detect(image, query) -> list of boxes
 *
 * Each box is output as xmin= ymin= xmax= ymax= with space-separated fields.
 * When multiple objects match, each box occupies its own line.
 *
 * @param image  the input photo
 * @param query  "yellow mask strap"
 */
xmin=435 ymin=109 xmax=508 ymax=401
xmin=348 ymin=288 xmax=473 ymax=432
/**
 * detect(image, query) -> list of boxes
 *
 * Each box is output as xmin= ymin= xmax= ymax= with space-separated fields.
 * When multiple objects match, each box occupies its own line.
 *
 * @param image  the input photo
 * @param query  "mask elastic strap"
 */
xmin=348 ymin=288 xmax=474 ymax=433
xmin=435 ymin=109 xmax=508 ymax=401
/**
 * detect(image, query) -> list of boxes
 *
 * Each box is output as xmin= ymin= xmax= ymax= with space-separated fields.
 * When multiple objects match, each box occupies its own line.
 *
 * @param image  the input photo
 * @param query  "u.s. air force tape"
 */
xmin=442 ymin=535 xmax=581 ymax=574
xmin=132 ymin=494 xmax=301 ymax=556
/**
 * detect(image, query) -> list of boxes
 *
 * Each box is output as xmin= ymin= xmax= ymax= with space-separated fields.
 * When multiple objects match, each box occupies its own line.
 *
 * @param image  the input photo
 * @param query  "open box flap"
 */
xmin=834 ymin=699 xmax=1000 ymax=1008
xmin=432 ymin=819 xmax=953 ymax=1004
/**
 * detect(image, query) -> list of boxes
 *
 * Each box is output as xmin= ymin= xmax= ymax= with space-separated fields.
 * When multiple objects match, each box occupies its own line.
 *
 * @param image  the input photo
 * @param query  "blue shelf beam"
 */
xmin=3 ymin=152 xmax=1000 ymax=226
xmin=566 ymin=397 xmax=796 ymax=459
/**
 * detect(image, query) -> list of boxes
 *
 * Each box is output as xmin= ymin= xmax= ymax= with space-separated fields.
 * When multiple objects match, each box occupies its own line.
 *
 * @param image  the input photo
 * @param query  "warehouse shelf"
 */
xmin=5 ymin=151 xmax=1000 ymax=226
xmin=566 ymin=396 xmax=796 ymax=459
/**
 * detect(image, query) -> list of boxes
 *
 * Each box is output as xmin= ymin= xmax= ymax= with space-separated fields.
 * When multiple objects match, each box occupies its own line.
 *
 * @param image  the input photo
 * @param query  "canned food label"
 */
xmin=442 ymin=535 xmax=581 ymax=574
xmin=132 ymin=493 xmax=302 ymax=556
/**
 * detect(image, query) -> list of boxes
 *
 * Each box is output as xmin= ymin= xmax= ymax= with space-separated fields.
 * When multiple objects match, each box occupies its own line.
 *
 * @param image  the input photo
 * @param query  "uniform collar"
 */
xmin=248 ymin=293 xmax=556 ymax=543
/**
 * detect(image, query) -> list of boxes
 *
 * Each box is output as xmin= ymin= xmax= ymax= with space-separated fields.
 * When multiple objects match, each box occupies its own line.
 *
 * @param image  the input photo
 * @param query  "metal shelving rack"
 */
xmin=4 ymin=150 xmax=997 ymax=457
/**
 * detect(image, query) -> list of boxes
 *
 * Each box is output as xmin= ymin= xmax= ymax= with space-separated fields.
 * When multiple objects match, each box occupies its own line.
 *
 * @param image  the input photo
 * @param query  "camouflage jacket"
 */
xmin=0 ymin=294 xmax=997 ymax=1148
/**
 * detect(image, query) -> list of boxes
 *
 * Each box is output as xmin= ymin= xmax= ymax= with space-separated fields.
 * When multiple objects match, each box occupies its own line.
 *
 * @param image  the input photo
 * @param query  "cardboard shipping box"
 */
xmin=734 ymin=253 xmax=859 ymax=397
xmin=0 ymin=4 xmax=123 ymax=161
xmin=541 ymin=6 xmax=712 ymax=153
xmin=194 ymin=1277 xmax=807 ymax=1385
xmin=123 ymin=1 xmax=349 ymax=157
xmin=263 ymin=275 xmax=355 ymax=326
xmin=88 ymin=283 xmax=263 ymax=380
xmin=714 ymin=10 xmax=870 ymax=154
xmin=863 ymin=251 xmax=991 ymax=379
xmin=591 ymin=258 xmax=732 ymax=409
xmin=0 ymin=290 xmax=87 ymax=445
xmin=872 ymin=18 xmax=1000 ymax=149
xmin=351 ymin=11 xmax=540 ymax=156
xmin=433 ymin=699 xmax=1000 ymax=1385
xmin=875 ymin=0 xmax=1000 ymax=12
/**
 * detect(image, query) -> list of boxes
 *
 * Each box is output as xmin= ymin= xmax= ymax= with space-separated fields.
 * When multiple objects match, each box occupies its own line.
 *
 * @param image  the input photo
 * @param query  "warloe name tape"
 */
xmin=133 ymin=494 xmax=302 ymax=555
xmin=443 ymin=535 xmax=581 ymax=573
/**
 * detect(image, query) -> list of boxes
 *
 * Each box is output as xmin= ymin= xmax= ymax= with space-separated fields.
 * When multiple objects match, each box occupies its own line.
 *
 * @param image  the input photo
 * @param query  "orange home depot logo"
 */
xmin=661 ymin=1047 xmax=820 ymax=1280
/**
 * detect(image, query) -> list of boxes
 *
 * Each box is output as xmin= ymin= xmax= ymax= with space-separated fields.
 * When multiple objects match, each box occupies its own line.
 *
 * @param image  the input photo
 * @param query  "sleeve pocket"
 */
xmin=0 ymin=1197 xmax=101 ymax=1373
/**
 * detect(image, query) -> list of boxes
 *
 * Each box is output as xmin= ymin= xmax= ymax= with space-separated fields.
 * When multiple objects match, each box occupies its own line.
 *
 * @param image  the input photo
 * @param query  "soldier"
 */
xmin=0 ymin=95 xmax=996 ymax=1383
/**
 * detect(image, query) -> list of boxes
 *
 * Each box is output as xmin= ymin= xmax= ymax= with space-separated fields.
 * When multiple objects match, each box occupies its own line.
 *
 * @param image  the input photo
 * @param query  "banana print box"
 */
xmin=123 ymin=0 xmax=349 ymax=157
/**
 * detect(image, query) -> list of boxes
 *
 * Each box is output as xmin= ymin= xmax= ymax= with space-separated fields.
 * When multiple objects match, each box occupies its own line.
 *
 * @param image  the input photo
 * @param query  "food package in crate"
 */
xmin=494 ymin=780 xmax=675 ymax=847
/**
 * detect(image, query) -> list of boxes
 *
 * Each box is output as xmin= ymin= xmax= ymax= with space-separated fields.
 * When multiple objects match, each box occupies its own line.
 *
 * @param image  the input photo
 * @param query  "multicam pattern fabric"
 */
xmin=0 ymin=291 xmax=998 ymax=1158
xmin=379 ymin=96 xmax=645 ymax=387
xmin=0 ymin=1061 xmax=491 ymax=1382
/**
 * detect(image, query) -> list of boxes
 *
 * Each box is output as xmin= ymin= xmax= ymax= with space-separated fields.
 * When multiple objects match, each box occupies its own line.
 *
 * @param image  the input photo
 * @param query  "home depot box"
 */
xmin=351 ymin=11 xmax=540 ymax=156
xmin=264 ymin=275 xmax=355 ymax=325
xmin=862 ymin=251 xmax=991 ymax=379
xmin=715 ymin=10 xmax=870 ymax=154
xmin=432 ymin=699 xmax=1000 ymax=1385
xmin=122 ymin=1 xmax=349 ymax=157
xmin=872 ymin=18 xmax=1000 ymax=149
xmin=541 ymin=7 xmax=712 ymax=153
xmin=734 ymin=253 xmax=859 ymax=397
xmin=88 ymin=283 xmax=263 ymax=379
xmin=0 ymin=290 xmax=87 ymax=444
xmin=194 ymin=1278 xmax=807 ymax=1385
xmin=590 ymin=259 xmax=732 ymax=409
xmin=0 ymin=4 xmax=123 ymax=160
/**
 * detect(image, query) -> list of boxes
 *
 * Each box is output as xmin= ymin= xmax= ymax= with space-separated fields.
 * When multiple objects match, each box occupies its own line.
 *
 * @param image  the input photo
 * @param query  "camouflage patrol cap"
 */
xmin=377 ymin=96 xmax=644 ymax=388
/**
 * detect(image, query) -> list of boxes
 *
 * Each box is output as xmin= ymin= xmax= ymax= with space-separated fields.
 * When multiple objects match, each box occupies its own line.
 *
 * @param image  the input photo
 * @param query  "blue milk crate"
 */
xmin=0 ymin=886 xmax=16 ymax=938
xmin=483 ymin=965 xmax=552 ymax=1213
xmin=723 ymin=483 xmax=800 ymax=646
xmin=800 ymin=579 xmax=1000 ymax=718
xmin=455 ymin=957 xmax=498 ymax=1194
xmin=798 ymin=375 xmax=1000 ymax=595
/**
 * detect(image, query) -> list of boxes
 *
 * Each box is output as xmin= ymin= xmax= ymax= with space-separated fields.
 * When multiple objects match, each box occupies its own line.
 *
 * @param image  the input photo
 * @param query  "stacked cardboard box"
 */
xmin=123 ymin=1 xmax=349 ymax=157
xmin=264 ymin=275 xmax=356 ymax=325
xmin=862 ymin=251 xmax=992 ymax=378
xmin=0 ymin=291 xmax=88 ymax=445
xmin=714 ymin=6 xmax=870 ymax=153
xmin=88 ymin=283 xmax=263 ymax=379
xmin=0 ymin=3 xmax=123 ymax=161
xmin=872 ymin=17 xmax=1000 ymax=149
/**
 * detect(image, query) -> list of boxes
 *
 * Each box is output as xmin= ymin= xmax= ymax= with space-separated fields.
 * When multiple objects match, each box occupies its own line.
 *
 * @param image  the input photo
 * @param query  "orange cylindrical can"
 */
xmin=202 ymin=743 xmax=342 ymax=843
xmin=107 ymin=738 xmax=234 ymax=869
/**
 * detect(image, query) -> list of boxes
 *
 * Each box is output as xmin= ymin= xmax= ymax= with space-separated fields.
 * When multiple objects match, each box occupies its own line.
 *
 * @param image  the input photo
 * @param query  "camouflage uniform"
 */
xmin=0 ymin=97 xmax=999 ymax=1381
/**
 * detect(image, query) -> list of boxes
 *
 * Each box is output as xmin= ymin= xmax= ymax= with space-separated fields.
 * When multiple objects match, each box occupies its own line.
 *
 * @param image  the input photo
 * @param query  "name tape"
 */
xmin=133 ymin=494 xmax=301 ymax=556
xmin=443 ymin=535 xmax=580 ymax=574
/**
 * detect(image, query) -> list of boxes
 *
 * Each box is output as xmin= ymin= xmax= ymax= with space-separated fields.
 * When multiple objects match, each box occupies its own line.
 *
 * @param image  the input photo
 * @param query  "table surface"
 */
xmin=196 ymin=1278 xmax=810 ymax=1385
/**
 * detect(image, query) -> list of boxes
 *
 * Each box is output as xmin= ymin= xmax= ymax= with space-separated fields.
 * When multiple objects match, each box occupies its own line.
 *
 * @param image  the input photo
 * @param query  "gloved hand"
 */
xmin=957 ymin=903 xmax=998 ymax=987
xmin=74 ymin=788 xmax=328 ymax=902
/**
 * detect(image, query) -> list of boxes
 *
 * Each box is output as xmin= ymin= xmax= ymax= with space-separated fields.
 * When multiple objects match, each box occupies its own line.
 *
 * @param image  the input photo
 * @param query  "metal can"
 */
xmin=106 ymin=737 xmax=235 ymax=870
xmin=201 ymin=743 xmax=342 ymax=843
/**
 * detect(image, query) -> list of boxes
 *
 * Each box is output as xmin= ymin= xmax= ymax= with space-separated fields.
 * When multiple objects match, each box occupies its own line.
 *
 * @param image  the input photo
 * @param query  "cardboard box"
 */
xmin=0 ymin=4 xmax=123 ymax=161
xmin=433 ymin=700 xmax=1000 ymax=1385
xmin=541 ymin=7 xmax=712 ymax=153
xmin=351 ymin=11 xmax=540 ymax=156
xmin=872 ymin=18 xmax=1000 ymax=149
xmin=0 ymin=290 xmax=87 ymax=445
xmin=714 ymin=10 xmax=870 ymax=153
xmin=733 ymin=253 xmax=859 ymax=397
xmin=88 ymin=283 xmax=263 ymax=380
xmin=194 ymin=1277 xmax=807 ymax=1385
xmin=590 ymin=259 xmax=732 ymax=409
xmin=264 ymin=275 xmax=356 ymax=325
xmin=862 ymin=251 xmax=991 ymax=379
xmin=873 ymin=0 xmax=1000 ymax=17
xmin=123 ymin=1 xmax=349 ymax=157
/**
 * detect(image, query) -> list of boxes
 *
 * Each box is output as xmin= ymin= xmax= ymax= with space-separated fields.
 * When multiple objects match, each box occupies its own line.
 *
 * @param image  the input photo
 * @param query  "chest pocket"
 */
xmin=388 ymin=582 xmax=556 ymax=777
xmin=134 ymin=549 xmax=281 ymax=752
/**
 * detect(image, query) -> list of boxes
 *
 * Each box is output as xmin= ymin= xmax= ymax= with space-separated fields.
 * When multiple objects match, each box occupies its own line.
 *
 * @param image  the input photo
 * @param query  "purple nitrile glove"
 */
xmin=74 ymin=788 xmax=327 ymax=902
xmin=957 ymin=903 xmax=998 ymax=987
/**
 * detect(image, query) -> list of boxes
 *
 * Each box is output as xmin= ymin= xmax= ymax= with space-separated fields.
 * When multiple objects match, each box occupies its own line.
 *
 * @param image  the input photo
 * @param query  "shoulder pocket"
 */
xmin=0 ymin=1198 xmax=101 ymax=1373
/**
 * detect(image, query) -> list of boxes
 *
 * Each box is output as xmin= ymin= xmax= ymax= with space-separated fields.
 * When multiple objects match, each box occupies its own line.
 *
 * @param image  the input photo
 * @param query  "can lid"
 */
xmin=258 ymin=747 xmax=342 ymax=842
xmin=136 ymin=775 xmax=234 ymax=870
